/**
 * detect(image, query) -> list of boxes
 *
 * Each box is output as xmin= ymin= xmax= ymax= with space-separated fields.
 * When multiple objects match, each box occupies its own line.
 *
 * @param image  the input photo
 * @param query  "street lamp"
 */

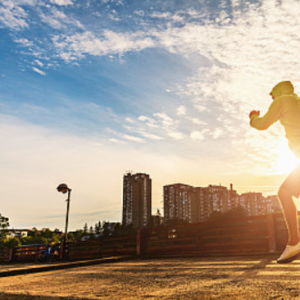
xmin=57 ymin=183 xmax=71 ymax=259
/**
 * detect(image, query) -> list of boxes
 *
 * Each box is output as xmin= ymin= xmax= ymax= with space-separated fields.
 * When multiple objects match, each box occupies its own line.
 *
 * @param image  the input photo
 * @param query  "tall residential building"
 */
xmin=208 ymin=185 xmax=231 ymax=213
xmin=194 ymin=187 xmax=212 ymax=223
xmin=163 ymin=184 xmax=197 ymax=223
xmin=265 ymin=195 xmax=281 ymax=214
xmin=163 ymin=182 xmax=280 ymax=224
xmin=238 ymin=192 xmax=264 ymax=216
xmin=122 ymin=172 xmax=152 ymax=228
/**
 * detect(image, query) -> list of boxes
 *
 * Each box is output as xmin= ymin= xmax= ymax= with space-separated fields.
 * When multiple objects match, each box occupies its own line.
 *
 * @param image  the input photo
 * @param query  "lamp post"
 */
xmin=57 ymin=183 xmax=71 ymax=259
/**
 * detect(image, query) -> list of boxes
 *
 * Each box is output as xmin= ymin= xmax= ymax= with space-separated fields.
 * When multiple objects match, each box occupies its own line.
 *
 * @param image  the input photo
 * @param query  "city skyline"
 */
xmin=7 ymin=176 xmax=281 ymax=231
xmin=163 ymin=182 xmax=280 ymax=225
xmin=1 ymin=0 xmax=300 ymax=230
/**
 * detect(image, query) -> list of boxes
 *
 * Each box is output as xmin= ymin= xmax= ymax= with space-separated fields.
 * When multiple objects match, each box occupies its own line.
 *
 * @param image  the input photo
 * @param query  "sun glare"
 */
xmin=275 ymin=143 xmax=300 ymax=174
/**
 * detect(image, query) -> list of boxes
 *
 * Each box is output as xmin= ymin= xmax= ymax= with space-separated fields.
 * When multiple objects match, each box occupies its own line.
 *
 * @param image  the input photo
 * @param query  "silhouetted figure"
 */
xmin=249 ymin=81 xmax=300 ymax=263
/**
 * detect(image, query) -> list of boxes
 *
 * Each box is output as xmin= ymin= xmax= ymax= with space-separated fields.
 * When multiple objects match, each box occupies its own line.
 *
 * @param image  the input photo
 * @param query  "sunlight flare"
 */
xmin=275 ymin=142 xmax=300 ymax=174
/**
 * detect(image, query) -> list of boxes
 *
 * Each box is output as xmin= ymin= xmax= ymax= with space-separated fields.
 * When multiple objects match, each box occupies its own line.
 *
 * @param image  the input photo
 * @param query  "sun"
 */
xmin=275 ymin=143 xmax=300 ymax=174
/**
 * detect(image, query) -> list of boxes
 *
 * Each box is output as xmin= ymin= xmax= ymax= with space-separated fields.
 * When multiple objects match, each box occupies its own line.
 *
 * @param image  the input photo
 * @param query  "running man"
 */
xmin=249 ymin=81 xmax=300 ymax=263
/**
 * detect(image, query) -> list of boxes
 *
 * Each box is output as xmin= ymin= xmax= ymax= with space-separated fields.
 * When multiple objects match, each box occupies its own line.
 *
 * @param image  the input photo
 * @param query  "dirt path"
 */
xmin=0 ymin=255 xmax=300 ymax=299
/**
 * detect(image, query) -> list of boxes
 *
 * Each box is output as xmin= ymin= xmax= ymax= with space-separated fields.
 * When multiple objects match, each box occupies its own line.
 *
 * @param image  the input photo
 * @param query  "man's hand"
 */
xmin=249 ymin=110 xmax=260 ymax=119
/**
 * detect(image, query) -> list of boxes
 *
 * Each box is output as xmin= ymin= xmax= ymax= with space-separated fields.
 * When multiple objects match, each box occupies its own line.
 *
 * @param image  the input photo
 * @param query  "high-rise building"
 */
xmin=194 ymin=187 xmax=212 ymax=223
xmin=163 ymin=182 xmax=280 ymax=224
xmin=265 ymin=195 xmax=281 ymax=214
xmin=238 ymin=192 xmax=264 ymax=216
xmin=163 ymin=184 xmax=197 ymax=224
xmin=122 ymin=172 xmax=152 ymax=228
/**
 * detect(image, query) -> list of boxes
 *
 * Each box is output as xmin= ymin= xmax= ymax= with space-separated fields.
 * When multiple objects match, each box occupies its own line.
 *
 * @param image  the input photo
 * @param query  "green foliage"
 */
xmin=83 ymin=223 xmax=88 ymax=234
xmin=0 ymin=214 xmax=10 ymax=248
xmin=94 ymin=221 xmax=101 ymax=235
xmin=66 ymin=230 xmax=84 ymax=242
xmin=5 ymin=237 xmax=21 ymax=248
xmin=20 ymin=228 xmax=62 ymax=245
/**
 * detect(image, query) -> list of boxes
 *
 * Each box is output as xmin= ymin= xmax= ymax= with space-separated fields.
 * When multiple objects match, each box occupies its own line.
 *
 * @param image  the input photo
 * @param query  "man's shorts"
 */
xmin=281 ymin=164 xmax=300 ymax=197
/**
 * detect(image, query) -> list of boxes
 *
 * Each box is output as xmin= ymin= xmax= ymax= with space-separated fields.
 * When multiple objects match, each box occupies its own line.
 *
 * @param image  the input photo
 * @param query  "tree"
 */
xmin=208 ymin=206 xmax=247 ymax=222
xmin=94 ymin=221 xmax=102 ymax=235
xmin=102 ymin=221 xmax=110 ymax=237
xmin=0 ymin=214 xmax=9 ymax=247
xmin=83 ymin=223 xmax=88 ymax=234
xmin=89 ymin=226 xmax=94 ymax=235
xmin=71 ymin=229 xmax=84 ymax=242
xmin=156 ymin=209 xmax=161 ymax=217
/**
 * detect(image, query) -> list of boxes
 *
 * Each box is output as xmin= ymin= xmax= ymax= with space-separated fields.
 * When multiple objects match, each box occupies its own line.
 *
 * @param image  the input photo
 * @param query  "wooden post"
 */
xmin=136 ymin=229 xmax=141 ymax=256
xmin=267 ymin=214 xmax=276 ymax=252
xmin=98 ymin=238 xmax=102 ymax=257
xmin=9 ymin=248 xmax=15 ymax=262
xmin=60 ymin=242 xmax=65 ymax=260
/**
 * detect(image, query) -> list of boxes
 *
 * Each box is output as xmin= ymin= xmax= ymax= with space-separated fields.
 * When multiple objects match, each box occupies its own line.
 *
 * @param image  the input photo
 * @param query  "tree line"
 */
xmin=0 ymin=206 xmax=247 ymax=248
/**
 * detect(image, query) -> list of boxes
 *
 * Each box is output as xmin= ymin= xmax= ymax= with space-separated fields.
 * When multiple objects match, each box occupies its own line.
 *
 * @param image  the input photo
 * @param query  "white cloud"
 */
xmin=14 ymin=38 xmax=33 ymax=47
xmin=52 ymin=30 xmax=155 ymax=61
xmin=34 ymin=59 xmax=43 ymax=67
xmin=212 ymin=128 xmax=223 ymax=139
xmin=108 ymin=129 xmax=144 ymax=143
xmin=153 ymin=112 xmax=185 ymax=139
xmin=39 ymin=11 xmax=62 ymax=29
xmin=193 ymin=105 xmax=207 ymax=112
xmin=168 ymin=131 xmax=184 ymax=140
xmin=139 ymin=131 xmax=163 ymax=140
xmin=125 ymin=117 xmax=135 ymax=123
xmin=149 ymin=11 xmax=184 ymax=23
xmin=176 ymin=105 xmax=186 ymax=116
xmin=113 ymin=133 xmax=144 ymax=143
xmin=153 ymin=112 xmax=173 ymax=127
xmin=191 ymin=118 xmax=206 ymax=126
xmin=0 ymin=4 xmax=28 ymax=29
xmin=134 ymin=10 xmax=144 ymax=17
xmin=139 ymin=115 xmax=155 ymax=122
xmin=190 ymin=130 xmax=205 ymax=141
xmin=109 ymin=138 xmax=124 ymax=144
xmin=108 ymin=10 xmax=120 ymax=22
xmin=39 ymin=8 xmax=83 ymax=30
xmin=138 ymin=115 xmax=157 ymax=128
xmin=32 ymin=67 xmax=46 ymax=75
xmin=50 ymin=0 xmax=73 ymax=5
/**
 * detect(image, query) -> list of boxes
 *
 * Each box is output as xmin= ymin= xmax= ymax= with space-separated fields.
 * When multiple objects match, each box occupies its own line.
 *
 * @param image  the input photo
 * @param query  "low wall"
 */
xmin=1 ymin=213 xmax=289 ymax=262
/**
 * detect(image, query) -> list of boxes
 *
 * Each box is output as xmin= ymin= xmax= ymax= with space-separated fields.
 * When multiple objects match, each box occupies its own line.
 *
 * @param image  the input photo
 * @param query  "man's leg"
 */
xmin=278 ymin=186 xmax=299 ymax=245
xmin=277 ymin=164 xmax=300 ymax=263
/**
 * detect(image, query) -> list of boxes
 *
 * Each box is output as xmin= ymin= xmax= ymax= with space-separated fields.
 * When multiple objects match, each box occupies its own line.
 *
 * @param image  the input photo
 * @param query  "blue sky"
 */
xmin=1 ymin=0 xmax=299 ymax=230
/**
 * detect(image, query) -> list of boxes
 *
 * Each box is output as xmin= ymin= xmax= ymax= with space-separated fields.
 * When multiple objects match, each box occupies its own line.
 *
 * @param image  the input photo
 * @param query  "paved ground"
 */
xmin=0 ymin=255 xmax=300 ymax=299
xmin=0 ymin=257 xmax=130 ymax=277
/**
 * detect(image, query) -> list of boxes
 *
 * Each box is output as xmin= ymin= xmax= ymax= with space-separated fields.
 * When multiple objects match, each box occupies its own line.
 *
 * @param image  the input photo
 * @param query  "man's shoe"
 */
xmin=277 ymin=241 xmax=300 ymax=264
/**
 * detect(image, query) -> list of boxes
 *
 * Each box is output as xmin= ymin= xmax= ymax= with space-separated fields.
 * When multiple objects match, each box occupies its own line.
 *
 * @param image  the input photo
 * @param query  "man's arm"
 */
xmin=249 ymin=99 xmax=282 ymax=130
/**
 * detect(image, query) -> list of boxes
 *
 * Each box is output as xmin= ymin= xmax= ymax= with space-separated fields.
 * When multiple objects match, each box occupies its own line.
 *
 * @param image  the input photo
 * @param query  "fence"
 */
xmin=67 ymin=235 xmax=136 ymax=260
xmin=0 ymin=212 xmax=290 ymax=262
xmin=13 ymin=244 xmax=47 ymax=262
xmin=144 ymin=215 xmax=273 ymax=256
xmin=54 ymin=213 xmax=289 ymax=260
xmin=0 ymin=248 xmax=11 ymax=262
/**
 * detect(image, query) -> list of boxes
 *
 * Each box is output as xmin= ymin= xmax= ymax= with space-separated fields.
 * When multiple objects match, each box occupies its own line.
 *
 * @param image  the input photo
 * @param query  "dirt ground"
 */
xmin=0 ymin=255 xmax=300 ymax=299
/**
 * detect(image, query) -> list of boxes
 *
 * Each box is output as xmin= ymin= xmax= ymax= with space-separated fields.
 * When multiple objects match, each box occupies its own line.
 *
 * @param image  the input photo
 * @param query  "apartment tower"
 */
xmin=122 ymin=172 xmax=152 ymax=228
xmin=163 ymin=183 xmax=197 ymax=224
